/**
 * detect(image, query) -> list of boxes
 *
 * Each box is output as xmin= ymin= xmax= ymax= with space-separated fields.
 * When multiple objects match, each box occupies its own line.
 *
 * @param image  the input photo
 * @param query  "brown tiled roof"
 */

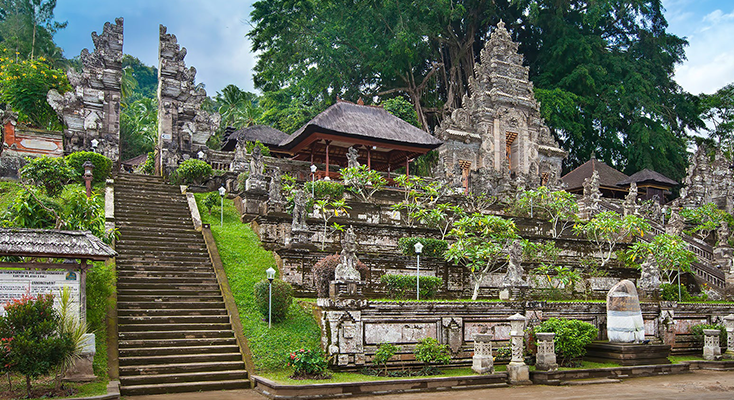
xmin=278 ymin=101 xmax=443 ymax=150
xmin=221 ymin=125 xmax=290 ymax=152
xmin=0 ymin=228 xmax=116 ymax=260
xmin=121 ymin=153 xmax=148 ymax=167
xmin=562 ymin=158 xmax=629 ymax=190
xmin=617 ymin=168 xmax=678 ymax=187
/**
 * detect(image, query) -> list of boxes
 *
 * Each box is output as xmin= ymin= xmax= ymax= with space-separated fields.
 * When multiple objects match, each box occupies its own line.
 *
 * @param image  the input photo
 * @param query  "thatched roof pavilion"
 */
xmin=221 ymin=125 xmax=290 ymax=152
xmin=562 ymin=156 xmax=630 ymax=199
xmin=617 ymin=168 xmax=678 ymax=203
xmin=278 ymin=100 xmax=443 ymax=177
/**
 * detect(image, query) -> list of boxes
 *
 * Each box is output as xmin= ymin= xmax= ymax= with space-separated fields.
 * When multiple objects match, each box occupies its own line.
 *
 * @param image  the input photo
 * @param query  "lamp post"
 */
xmin=82 ymin=161 xmax=95 ymax=198
xmin=218 ymin=185 xmax=226 ymax=227
xmin=310 ymin=164 xmax=317 ymax=197
xmin=266 ymin=267 xmax=276 ymax=329
xmin=90 ymin=139 xmax=99 ymax=153
xmin=197 ymin=150 xmax=205 ymax=160
xmin=414 ymin=241 xmax=423 ymax=301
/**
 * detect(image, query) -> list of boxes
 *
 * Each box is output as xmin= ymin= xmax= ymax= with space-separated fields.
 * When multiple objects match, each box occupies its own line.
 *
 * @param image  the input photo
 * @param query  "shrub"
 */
xmin=254 ymin=279 xmax=293 ymax=323
xmin=0 ymin=294 xmax=75 ymax=397
xmin=398 ymin=237 xmax=448 ymax=258
xmin=534 ymin=318 xmax=598 ymax=366
xmin=312 ymin=254 xmax=368 ymax=297
xmin=690 ymin=324 xmax=727 ymax=347
xmin=64 ymin=188 xmax=115 ymax=243
xmin=236 ymin=172 xmax=249 ymax=192
xmin=171 ymin=159 xmax=213 ymax=185
xmin=19 ymin=156 xmax=76 ymax=197
xmin=373 ymin=343 xmax=399 ymax=375
xmin=1 ymin=187 xmax=62 ymax=228
xmin=287 ymin=348 xmax=328 ymax=377
xmin=304 ymin=180 xmax=345 ymax=200
xmin=136 ymin=152 xmax=155 ymax=175
xmin=66 ymin=152 xmax=113 ymax=185
xmin=414 ymin=337 xmax=451 ymax=366
xmin=660 ymin=283 xmax=707 ymax=302
xmin=245 ymin=140 xmax=271 ymax=157
xmin=86 ymin=261 xmax=116 ymax=376
xmin=203 ymin=192 xmax=219 ymax=215
xmin=380 ymin=274 xmax=443 ymax=299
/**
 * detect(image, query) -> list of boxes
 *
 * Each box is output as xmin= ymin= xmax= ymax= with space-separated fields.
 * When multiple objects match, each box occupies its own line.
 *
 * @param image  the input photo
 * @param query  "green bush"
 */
xmin=312 ymin=253 xmax=369 ymax=297
xmin=1 ymin=187 xmax=62 ymax=228
xmin=85 ymin=262 xmax=116 ymax=377
xmin=171 ymin=159 xmax=213 ymax=185
xmin=136 ymin=152 xmax=155 ymax=175
xmin=373 ymin=343 xmax=399 ymax=375
xmin=380 ymin=274 xmax=443 ymax=299
xmin=246 ymin=140 xmax=271 ymax=157
xmin=0 ymin=294 xmax=74 ymax=397
xmin=534 ymin=318 xmax=598 ymax=366
xmin=660 ymin=283 xmax=707 ymax=302
xmin=304 ymin=180 xmax=345 ymax=201
xmin=414 ymin=337 xmax=451 ymax=366
xmin=287 ymin=348 xmax=328 ymax=377
xmin=19 ymin=156 xmax=76 ymax=197
xmin=236 ymin=172 xmax=249 ymax=192
xmin=690 ymin=323 xmax=727 ymax=347
xmin=398 ymin=237 xmax=448 ymax=258
xmin=203 ymin=192 xmax=219 ymax=215
xmin=254 ymin=279 xmax=293 ymax=323
xmin=66 ymin=151 xmax=113 ymax=185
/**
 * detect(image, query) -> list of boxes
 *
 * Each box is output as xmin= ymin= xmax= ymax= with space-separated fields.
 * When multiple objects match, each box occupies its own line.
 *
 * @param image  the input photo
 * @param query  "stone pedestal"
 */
xmin=499 ymin=286 xmax=528 ymax=301
xmin=329 ymin=280 xmax=364 ymax=300
xmin=246 ymin=176 xmax=268 ymax=195
xmin=703 ymin=329 xmax=722 ymax=361
xmin=585 ymin=341 xmax=671 ymax=366
xmin=471 ymin=334 xmax=494 ymax=374
xmin=535 ymin=332 xmax=558 ymax=371
xmin=508 ymin=314 xmax=531 ymax=385
xmin=63 ymin=333 xmax=96 ymax=382
xmin=724 ymin=314 xmax=734 ymax=358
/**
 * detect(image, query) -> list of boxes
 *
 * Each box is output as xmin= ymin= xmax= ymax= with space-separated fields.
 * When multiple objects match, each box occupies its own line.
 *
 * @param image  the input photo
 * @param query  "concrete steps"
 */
xmin=114 ymin=173 xmax=248 ymax=395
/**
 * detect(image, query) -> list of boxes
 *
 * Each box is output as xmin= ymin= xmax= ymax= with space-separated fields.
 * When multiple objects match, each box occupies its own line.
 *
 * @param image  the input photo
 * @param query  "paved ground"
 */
xmin=125 ymin=370 xmax=734 ymax=400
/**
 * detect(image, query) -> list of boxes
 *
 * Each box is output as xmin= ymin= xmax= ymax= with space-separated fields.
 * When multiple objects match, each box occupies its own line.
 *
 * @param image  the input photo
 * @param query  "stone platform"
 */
xmin=585 ymin=341 xmax=671 ymax=366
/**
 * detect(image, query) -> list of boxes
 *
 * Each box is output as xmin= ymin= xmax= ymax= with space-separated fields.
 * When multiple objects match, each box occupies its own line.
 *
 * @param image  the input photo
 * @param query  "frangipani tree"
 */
xmin=573 ymin=211 xmax=649 ymax=268
xmin=445 ymin=213 xmax=519 ymax=300
xmin=512 ymin=186 xmax=579 ymax=238
xmin=628 ymin=233 xmax=696 ymax=283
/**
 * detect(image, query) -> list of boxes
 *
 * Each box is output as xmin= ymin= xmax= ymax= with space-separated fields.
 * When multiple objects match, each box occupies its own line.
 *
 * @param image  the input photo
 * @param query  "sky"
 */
xmin=53 ymin=0 xmax=734 ymax=97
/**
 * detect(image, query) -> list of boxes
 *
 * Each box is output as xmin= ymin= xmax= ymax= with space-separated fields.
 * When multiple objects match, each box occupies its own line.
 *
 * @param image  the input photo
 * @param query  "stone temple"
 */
xmin=435 ymin=21 xmax=567 ymax=193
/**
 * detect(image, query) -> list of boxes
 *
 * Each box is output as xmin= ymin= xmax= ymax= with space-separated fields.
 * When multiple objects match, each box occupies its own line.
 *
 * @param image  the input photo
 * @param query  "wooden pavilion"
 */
xmin=617 ymin=169 xmax=678 ymax=204
xmin=561 ymin=156 xmax=630 ymax=199
xmin=275 ymin=100 xmax=443 ymax=179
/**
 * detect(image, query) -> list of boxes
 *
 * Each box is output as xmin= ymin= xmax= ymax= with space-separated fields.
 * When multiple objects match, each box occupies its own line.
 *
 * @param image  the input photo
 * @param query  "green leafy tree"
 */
xmin=340 ymin=165 xmax=387 ymax=202
xmin=445 ymin=213 xmax=519 ymax=300
xmin=121 ymin=55 xmax=157 ymax=100
xmin=512 ymin=186 xmax=578 ymax=238
xmin=573 ymin=211 xmax=649 ymax=268
xmin=411 ymin=202 xmax=464 ymax=240
xmin=381 ymin=96 xmax=419 ymax=127
xmin=203 ymin=192 xmax=219 ymax=215
xmin=373 ymin=343 xmax=399 ymax=376
xmin=63 ymin=187 xmax=115 ymax=243
xmin=19 ymin=155 xmax=75 ymax=197
xmin=627 ymin=233 xmax=696 ymax=283
xmin=533 ymin=318 xmax=597 ymax=367
xmin=0 ymin=0 xmax=66 ymax=64
xmin=679 ymin=203 xmax=732 ymax=242
xmin=700 ymin=83 xmax=734 ymax=145
xmin=413 ymin=337 xmax=451 ymax=367
xmin=120 ymin=97 xmax=158 ymax=160
xmin=313 ymin=198 xmax=350 ymax=250
xmin=0 ymin=293 xmax=74 ymax=398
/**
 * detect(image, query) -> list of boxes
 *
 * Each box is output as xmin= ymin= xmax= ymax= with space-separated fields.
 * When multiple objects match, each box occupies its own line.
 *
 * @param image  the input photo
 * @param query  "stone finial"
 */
xmin=724 ymin=314 xmax=734 ymax=355
xmin=472 ymin=334 xmax=494 ymax=374
xmin=535 ymin=332 xmax=558 ymax=371
xmin=703 ymin=329 xmax=721 ymax=360
xmin=606 ymin=280 xmax=644 ymax=343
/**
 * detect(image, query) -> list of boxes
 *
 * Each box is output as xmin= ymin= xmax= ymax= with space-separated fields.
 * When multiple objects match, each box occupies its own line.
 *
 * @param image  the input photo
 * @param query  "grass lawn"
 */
xmin=195 ymin=193 xmax=321 ymax=372
xmin=0 ymin=181 xmax=21 ymax=212
xmin=0 ymin=373 xmax=107 ymax=400
xmin=669 ymin=355 xmax=705 ymax=363
xmin=260 ymin=366 xmax=496 ymax=385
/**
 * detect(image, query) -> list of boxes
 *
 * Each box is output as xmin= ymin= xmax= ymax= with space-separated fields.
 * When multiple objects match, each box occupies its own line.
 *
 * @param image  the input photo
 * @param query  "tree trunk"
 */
xmin=25 ymin=375 xmax=31 ymax=398
xmin=472 ymin=278 xmax=481 ymax=300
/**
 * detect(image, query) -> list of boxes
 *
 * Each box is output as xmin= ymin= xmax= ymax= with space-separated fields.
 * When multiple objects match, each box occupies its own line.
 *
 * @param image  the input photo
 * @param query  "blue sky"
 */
xmin=53 ymin=0 xmax=734 ymax=96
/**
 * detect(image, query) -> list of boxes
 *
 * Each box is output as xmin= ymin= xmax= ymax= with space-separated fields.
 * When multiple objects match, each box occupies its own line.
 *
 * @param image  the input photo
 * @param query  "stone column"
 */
xmin=535 ymin=332 xmax=558 ymax=371
xmin=507 ymin=313 xmax=531 ymax=384
xmin=703 ymin=329 xmax=721 ymax=361
xmin=472 ymin=334 xmax=494 ymax=374
xmin=724 ymin=314 xmax=734 ymax=358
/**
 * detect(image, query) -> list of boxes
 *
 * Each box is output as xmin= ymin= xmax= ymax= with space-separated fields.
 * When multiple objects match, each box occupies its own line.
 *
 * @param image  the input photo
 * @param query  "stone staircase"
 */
xmin=114 ymin=173 xmax=249 ymax=395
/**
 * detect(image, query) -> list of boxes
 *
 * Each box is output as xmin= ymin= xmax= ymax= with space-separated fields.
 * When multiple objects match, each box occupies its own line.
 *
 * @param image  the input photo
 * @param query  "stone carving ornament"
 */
xmin=346 ymin=146 xmax=360 ymax=169
xmin=334 ymin=227 xmax=361 ymax=281
xmin=717 ymin=221 xmax=731 ymax=247
xmin=637 ymin=255 xmax=662 ymax=292
xmin=623 ymin=182 xmax=638 ymax=216
xmin=250 ymin=145 xmax=265 ymax=178
xmin=501 ymin=240 xmax=527 ymax=288
xmin=291 ymin=189 xmax=308 ymax=232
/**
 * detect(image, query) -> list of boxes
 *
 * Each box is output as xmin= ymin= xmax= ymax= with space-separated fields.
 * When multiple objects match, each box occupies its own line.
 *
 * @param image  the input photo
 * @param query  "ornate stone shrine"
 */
xmin=435 ymin=21 xmax=567 ymax=193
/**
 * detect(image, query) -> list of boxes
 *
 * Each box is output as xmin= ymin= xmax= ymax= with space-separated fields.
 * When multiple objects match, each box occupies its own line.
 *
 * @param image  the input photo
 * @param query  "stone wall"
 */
xmin=156 ymin=25 xmax=220 ymax=176
xmin=47 ymin=18 xmax=123 ymax=162
xmin=318 ymin=299 xmax=734 ymax=368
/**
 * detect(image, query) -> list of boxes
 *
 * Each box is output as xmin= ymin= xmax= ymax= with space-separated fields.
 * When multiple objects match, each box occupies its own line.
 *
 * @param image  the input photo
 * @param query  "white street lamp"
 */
xmin=414 ymin=241 xmax=423 ymax=301
xmin=310 ymin=164 xmax=317 ymax=197
xmin=218 ymin=185 xmax=226 ymax=227
xmin=266 ymin=267 xmax=276 ymax=329
xmin=197 ymin=150 xmax=205 ymax=160
xmin=90 ymin=139 xmax=99 ymax=152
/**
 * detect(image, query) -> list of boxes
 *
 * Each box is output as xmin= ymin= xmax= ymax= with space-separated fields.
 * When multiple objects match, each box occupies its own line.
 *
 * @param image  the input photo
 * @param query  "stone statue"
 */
xmin=501 ymin=240 xmax=527 ymax=288
xmin=291 ymin=189 xmax=308 ymax=232
xmin=623 ymin=182 xmax=638 ymax=216
xmin=606 ymin=280 xmax=644 ymax=343
xmin=717 ymin=221 xmax=731 ymax=247
xmin=250 ymin=145 xmax=265 ymax=178
xmin=334 ymin=226 xmax=361 ymax=281
xmin=268 ymin=168 xmax=283 ymax=205
xmin=346 ymin=146 xmax=360 ymax=169
xmin=666 ymin=208 xmax=685 ymax=236
xmin=637 ymin=255 xmax=662 ymax=293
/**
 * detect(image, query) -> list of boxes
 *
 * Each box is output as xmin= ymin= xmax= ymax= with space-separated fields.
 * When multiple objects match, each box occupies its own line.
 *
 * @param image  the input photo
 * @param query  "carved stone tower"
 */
xmin=156 ymin=25 xmax=220 ymax=176
xmin=436 ymin=21 xmax=566 ymax=192
xmin=47 ymin=18 xmax=124 ymax=162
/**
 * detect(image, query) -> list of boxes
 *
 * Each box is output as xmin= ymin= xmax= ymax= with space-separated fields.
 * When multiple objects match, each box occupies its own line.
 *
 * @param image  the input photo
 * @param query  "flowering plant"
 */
xmin=287 ymin=348 xmax=328 ymax=377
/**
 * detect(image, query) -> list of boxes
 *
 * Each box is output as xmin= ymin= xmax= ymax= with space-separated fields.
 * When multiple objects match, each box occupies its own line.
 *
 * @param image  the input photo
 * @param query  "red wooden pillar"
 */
xmin=367 ymin=147 xmax=372 ymax=169
xmin=405 ymin=155 xmax=410 ymax=177
xmin=325 ymin=140 xmax=331 ymax=179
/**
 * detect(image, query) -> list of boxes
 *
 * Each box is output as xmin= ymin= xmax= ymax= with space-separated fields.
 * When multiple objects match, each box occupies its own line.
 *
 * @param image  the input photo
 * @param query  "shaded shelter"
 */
xmin=617 ymin=169 xmax=678 ymax=204
xmin=221 ymin=124 xmax=290 ymax=153
xmin=562 ymin=157 xmax=629 ymax=199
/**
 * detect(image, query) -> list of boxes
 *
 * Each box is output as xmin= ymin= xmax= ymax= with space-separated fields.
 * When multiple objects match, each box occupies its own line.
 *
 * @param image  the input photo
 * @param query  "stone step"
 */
xmin=116 ymin=221 xmax=196 ymax=230
xmin=116 ymin=257 xmax=211 ymax=265
xmin=116 ymin=238 xmax=205 ymax=247
xmin=118 ymin=329 xmax=235 ymax=341
xmin=116 ymin=229 xmax=201 ymax=238
xmin=117 ymin=276 xmax=217 ymax=284
xmin=117 ymin=301 xmax=225 ymax=310
xmin=118 ymin=308 xmax=228 ymax=317
xmin=119 ymin=315 xmax=229 ymax=325
xmin=119 ymin=337 xmax=236 ymax=348
xmin=117 ymin=271 xmax=216 ymax=279
xmin=115 ymin=249 xmax=210 ymax=257
xmin=120 ymin=344 xmax=240 ymax=357
xmin=118 ymin=323 xmax=232 ymax=332
xmin=120 ymin=369 xmax=247 ymax=387
xmin=119 ymin=360 xmax=245 ymax=376
xmin=119 ymin=352 xmax=242 ymax=366
xmin=117 ymin=282 xmax=219 ymax=291
xmin=120 ymin=378 xmax=248 ymax=396
xmin=116 ymin=290 xmax=223 ymax=299
xmin=116 ymin=265 xmax=216 ymax=273
xmin=116 ymin=209 xmax=191 ymax=217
